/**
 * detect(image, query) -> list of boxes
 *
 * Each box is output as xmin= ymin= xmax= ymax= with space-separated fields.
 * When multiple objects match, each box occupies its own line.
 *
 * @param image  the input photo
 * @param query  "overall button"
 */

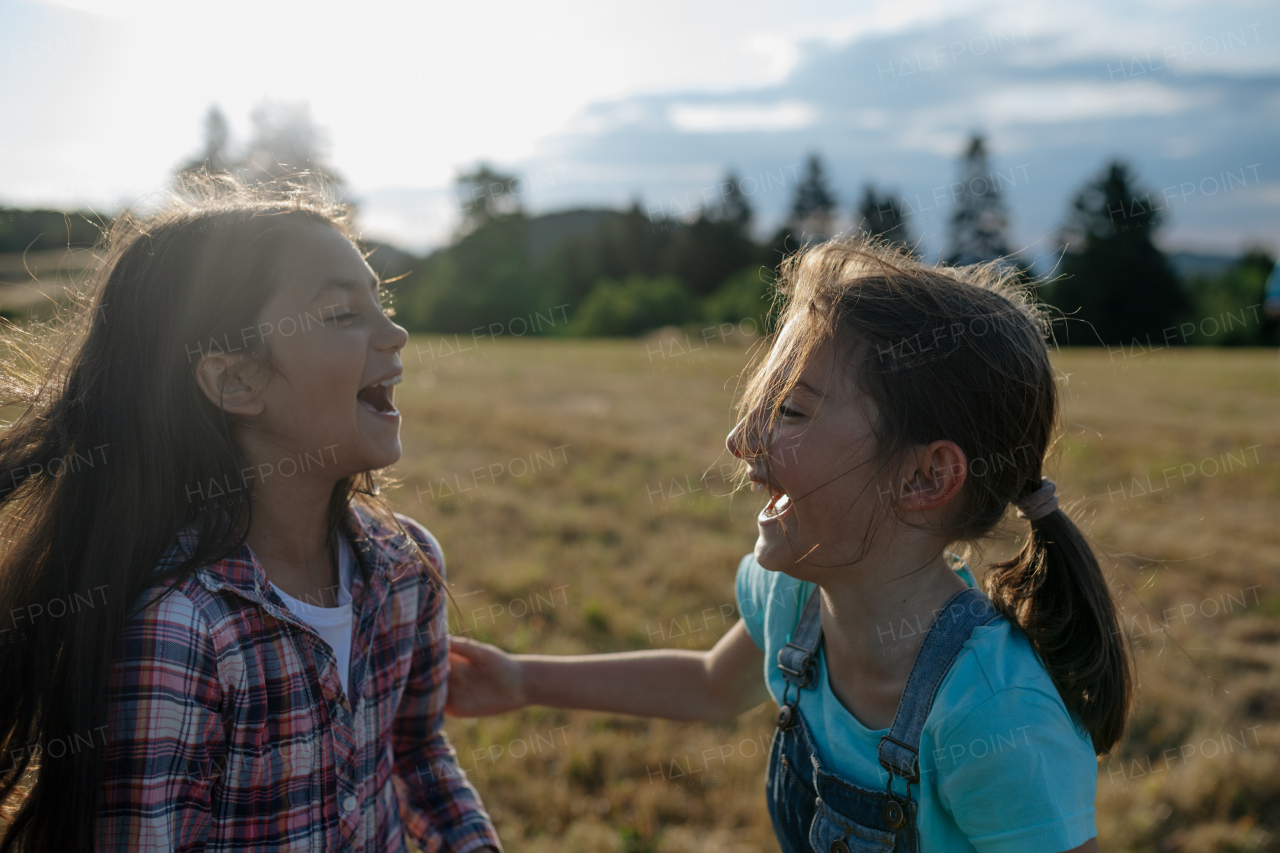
xmin=341 ymin=795 xmax=357 ymax=813
xmin=883 ymin=799 xmax=905 ymax=829
xmin=777 ymin=704 xmax=793 ymax=729
xmin=830 ymin=841 xmax=850 ymax=853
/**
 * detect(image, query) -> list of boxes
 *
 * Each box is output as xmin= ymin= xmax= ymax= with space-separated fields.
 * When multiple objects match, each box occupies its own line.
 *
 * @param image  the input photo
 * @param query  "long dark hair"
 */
xmin=735 ymin=235 xmax=1133 ymax=755
xmin=0 ymin=174 xmax=435 ymax=850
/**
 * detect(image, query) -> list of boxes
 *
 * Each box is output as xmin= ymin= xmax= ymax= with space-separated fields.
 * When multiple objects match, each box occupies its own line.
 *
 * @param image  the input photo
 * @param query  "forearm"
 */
xmin=516 ymin=621 xmax=766 ymax=721
xmin=518 ymin=649 xmax=720 ymax=720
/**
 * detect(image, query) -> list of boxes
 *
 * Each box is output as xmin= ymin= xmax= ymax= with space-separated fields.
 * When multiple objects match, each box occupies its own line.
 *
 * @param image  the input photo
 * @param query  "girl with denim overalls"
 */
xmin=445 ymin=237 xmax=1132 ymax=852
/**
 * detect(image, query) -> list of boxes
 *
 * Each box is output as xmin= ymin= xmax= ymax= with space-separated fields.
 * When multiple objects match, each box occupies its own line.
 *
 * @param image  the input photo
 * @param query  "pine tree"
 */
xmin=175 ymin=101 xmax=343 ymax=189
xmin=1050 ymin=161 xmax=1190 ymax=345
xmin=179 ymin=105 xmax=233 ymax=175
xmin=712 ymin=171 xmax=753 ymax=234
xmin=239 ymin=100 xmax=342 ymax=185
xmin=787 ymin=154 xmax=837 ymax=242
xmin=856 ymin=184 xmax=912 ymax=250
xmin=455 ymin=164 xmax=522 ymax=232
xmin=944 ymin=135 xmax=1012 ymax=265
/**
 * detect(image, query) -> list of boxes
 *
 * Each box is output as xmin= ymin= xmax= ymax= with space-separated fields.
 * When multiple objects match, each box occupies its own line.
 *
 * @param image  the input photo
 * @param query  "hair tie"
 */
xmin=1014 ymin=478 xmax=1058 ymax=521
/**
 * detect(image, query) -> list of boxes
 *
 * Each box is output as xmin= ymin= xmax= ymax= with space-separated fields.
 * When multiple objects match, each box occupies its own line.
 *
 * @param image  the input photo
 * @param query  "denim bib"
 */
xmin=766 ymin=587 xmax=1002 ymax=853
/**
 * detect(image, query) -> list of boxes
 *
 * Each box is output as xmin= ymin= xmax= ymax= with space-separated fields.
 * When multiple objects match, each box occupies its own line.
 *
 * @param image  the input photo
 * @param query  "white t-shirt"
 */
xmin=269 ymin=535 xmax=356 ymax=698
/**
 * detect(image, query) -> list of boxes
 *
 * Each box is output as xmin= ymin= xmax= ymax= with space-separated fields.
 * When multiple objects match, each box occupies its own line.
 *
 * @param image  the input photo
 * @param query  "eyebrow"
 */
xmin=791 ymin=379 xmax=826 ymax=398
xmin=313 ymin=276 xmax=380 ymax=299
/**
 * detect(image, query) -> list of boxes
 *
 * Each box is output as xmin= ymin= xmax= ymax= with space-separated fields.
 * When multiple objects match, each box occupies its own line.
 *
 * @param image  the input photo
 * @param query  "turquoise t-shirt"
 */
xmin=735 ymin=553 xmax=1097 ymax=853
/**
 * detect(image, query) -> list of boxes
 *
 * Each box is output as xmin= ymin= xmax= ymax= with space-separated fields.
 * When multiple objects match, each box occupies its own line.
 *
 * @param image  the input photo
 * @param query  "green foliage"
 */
xmin=660 ymin=217 xmax=759 ymax=296
xmin=701 ymin=266 xmax=775 ymax=330
xmin=396 ymin=214 xmax=552 ymax=333
xmin=568 ymin=275 xmax=696 ymax=337
xmin=394 ymin=197 xmax=771 ymax=335
xmin=1184 ymin=251 xmax=1278 ymax=345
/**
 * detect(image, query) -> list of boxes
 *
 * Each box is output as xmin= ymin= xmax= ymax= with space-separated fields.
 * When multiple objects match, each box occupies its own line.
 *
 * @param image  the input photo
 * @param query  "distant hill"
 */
xmin=523 ymin=208 xmax=625 ymax=262
xmin=0 ymin=207 xmax=103 ymax=253
xmin=362 ymin=239 xmax=419 ymax=282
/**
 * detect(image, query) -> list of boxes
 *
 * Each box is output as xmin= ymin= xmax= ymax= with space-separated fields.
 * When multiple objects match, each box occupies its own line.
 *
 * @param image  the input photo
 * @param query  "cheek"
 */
xmin=271 ymin=336 xmax=363 ymax=409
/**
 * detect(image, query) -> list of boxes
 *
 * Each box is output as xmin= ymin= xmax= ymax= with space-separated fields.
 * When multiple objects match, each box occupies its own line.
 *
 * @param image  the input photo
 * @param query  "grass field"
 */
xmin=387 ymin=335 xmax=1280 ymax=853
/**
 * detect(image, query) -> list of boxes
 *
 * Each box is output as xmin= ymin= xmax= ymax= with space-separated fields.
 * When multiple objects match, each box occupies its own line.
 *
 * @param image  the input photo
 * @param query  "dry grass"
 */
xmin=387 ymin=336 xmax=1280 ymax=853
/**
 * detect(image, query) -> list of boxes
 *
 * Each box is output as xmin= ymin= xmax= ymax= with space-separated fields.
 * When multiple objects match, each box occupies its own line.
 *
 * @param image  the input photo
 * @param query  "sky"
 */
xmin=1 ymin=0 xmax=1277 ymax=262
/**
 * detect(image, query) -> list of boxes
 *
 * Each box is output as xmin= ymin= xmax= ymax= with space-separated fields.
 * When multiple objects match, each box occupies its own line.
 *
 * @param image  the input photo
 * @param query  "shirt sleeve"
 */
xmin=933 ymin=687 xmax=1097 ymax=853
xmin=392 ymin=517 xmax=503 ymax=853
xmin=97 ymin=588 xmax=225 ymax=852
xmin=733 ymin=553 xmax=767 ymax=651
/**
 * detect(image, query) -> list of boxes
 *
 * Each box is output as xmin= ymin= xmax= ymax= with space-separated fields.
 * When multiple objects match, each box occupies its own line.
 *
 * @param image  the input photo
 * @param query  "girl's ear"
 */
xmin=195 ymin=352 xmax=267 ymax=416
xmin=895 ymin=440 xmax=967 ymax=513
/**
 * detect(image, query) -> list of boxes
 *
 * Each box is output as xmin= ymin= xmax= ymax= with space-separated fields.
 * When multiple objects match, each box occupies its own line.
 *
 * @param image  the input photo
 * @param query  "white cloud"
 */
xmin=667 ymin=100 xmax=817 ymax=133
xmin=5 ymin=0 xmax=1278 ymax=253
xmin=976 ymin=81 xmax=1195 ymax=124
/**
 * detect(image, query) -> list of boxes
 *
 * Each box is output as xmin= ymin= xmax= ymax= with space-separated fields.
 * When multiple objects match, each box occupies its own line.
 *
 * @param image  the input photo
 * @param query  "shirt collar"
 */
xmin=169 ymin=501 xmax=416 ymax=602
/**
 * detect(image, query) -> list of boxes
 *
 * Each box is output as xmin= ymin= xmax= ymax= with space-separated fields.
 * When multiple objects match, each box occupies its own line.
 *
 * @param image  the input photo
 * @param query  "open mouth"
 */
xmin=357 ymin=376 xmax=401 ymax=417
xmin=759 ymin=488 xmax=792 ymax=524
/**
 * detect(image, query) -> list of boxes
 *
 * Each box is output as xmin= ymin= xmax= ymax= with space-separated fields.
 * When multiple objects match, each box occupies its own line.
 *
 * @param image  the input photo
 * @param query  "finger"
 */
xmin=448 ymin=635 xmax=485 ymax=657
xmin=447 ymin=636 xmax=485 ymax=662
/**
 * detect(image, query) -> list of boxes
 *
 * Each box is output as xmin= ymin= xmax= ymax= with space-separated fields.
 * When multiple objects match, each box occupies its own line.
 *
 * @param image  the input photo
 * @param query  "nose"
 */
xmin=377 ymin=314 xmax=409 ymax=354
xmin=726 ymin=407 xmax=769 ymax=459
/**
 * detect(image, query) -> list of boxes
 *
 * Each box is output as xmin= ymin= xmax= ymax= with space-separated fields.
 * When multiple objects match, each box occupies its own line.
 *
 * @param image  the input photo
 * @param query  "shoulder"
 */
xmin=350 ymin=504 xmax=446 ymax=582
xmin=115 ymin=582 xmax=223 ymax=687
xmin=393 ymin=512 xmax=446 ymax=576
xmin=926 ymin=681 xmax=1098 ymax=853
xmin=129 ymin=582 xmax=212 ymax=637
xmin=388 ymin=512 xmax=450 ymax=626
xmin=925 ymin=643 xmax=1098 ymax=852
xmin=928 ymin=619 xmax=1092 ymax=750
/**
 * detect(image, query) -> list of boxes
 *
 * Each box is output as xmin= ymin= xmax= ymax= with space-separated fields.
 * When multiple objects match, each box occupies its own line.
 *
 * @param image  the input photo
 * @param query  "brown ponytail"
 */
xmin=735 ymin=235 xmax=1134 ymax=756
xmin=986 ymin=506 xmax=1133 ymax=754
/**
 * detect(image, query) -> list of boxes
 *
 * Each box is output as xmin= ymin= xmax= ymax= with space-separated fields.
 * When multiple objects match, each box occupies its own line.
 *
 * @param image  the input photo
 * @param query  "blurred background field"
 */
xmin=387 ymin=334 xmax=1280 ymax=853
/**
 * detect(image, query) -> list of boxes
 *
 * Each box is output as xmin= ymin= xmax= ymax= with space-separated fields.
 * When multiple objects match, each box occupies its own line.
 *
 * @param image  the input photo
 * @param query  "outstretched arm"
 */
xmin=448 ymin=619 xmax=767 ymax=722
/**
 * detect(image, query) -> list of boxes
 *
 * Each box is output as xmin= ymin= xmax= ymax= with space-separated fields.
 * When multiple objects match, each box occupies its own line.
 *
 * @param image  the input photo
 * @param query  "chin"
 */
xmin=368 ymin=442 xmax=402 ymax=470
xmin=753 ymin=536 xmax=788 ymax=573
xmin=340 ymin=439 xmax=400 ymax=477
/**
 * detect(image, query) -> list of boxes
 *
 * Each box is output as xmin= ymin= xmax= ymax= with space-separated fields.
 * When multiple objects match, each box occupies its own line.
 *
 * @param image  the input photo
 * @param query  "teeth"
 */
xmin=379 ymin=376 xmax=402 ymax=387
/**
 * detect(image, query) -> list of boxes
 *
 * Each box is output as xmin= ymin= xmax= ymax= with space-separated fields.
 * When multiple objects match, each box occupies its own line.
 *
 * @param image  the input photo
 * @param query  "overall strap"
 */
xmin=877 ymin=587 xmax=1001 ymax=782
xmin=777 ymin=586 xmax=823 ymax=688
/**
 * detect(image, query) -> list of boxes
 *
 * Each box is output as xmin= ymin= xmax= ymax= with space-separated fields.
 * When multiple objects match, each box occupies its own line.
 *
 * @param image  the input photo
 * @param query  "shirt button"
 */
xmin=831 ymin=841 xmax=850 ymax=853
xmin=342 ymin=795 xmax=357 ymax=813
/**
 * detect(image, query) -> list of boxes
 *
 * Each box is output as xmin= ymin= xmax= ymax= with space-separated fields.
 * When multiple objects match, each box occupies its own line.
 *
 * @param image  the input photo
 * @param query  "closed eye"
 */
xmin=778 ymin=404 xmax=804 ymax=418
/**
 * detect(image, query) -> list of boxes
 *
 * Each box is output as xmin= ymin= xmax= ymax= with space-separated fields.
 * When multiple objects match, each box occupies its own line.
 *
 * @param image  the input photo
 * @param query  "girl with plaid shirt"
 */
xmin=0 ymin=176 xmax=499 ymax=853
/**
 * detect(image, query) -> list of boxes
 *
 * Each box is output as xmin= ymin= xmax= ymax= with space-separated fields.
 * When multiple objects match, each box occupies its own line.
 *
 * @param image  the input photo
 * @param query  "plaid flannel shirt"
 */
xmin=97 ymin=504 xmax=501 ymax=853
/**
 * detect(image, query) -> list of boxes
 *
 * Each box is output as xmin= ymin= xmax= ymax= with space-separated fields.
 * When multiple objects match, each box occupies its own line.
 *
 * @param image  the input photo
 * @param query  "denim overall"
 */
xmin=766 ymin=587 xmax=1002 ymax=853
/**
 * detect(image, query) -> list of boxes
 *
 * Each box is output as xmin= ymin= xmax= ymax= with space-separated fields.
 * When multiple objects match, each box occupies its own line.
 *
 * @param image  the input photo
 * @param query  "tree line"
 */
xmin=4 ymin=101 xmax=1275 ymax=346
xmin=397 ymin=138 xmax=1276 ymax=346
